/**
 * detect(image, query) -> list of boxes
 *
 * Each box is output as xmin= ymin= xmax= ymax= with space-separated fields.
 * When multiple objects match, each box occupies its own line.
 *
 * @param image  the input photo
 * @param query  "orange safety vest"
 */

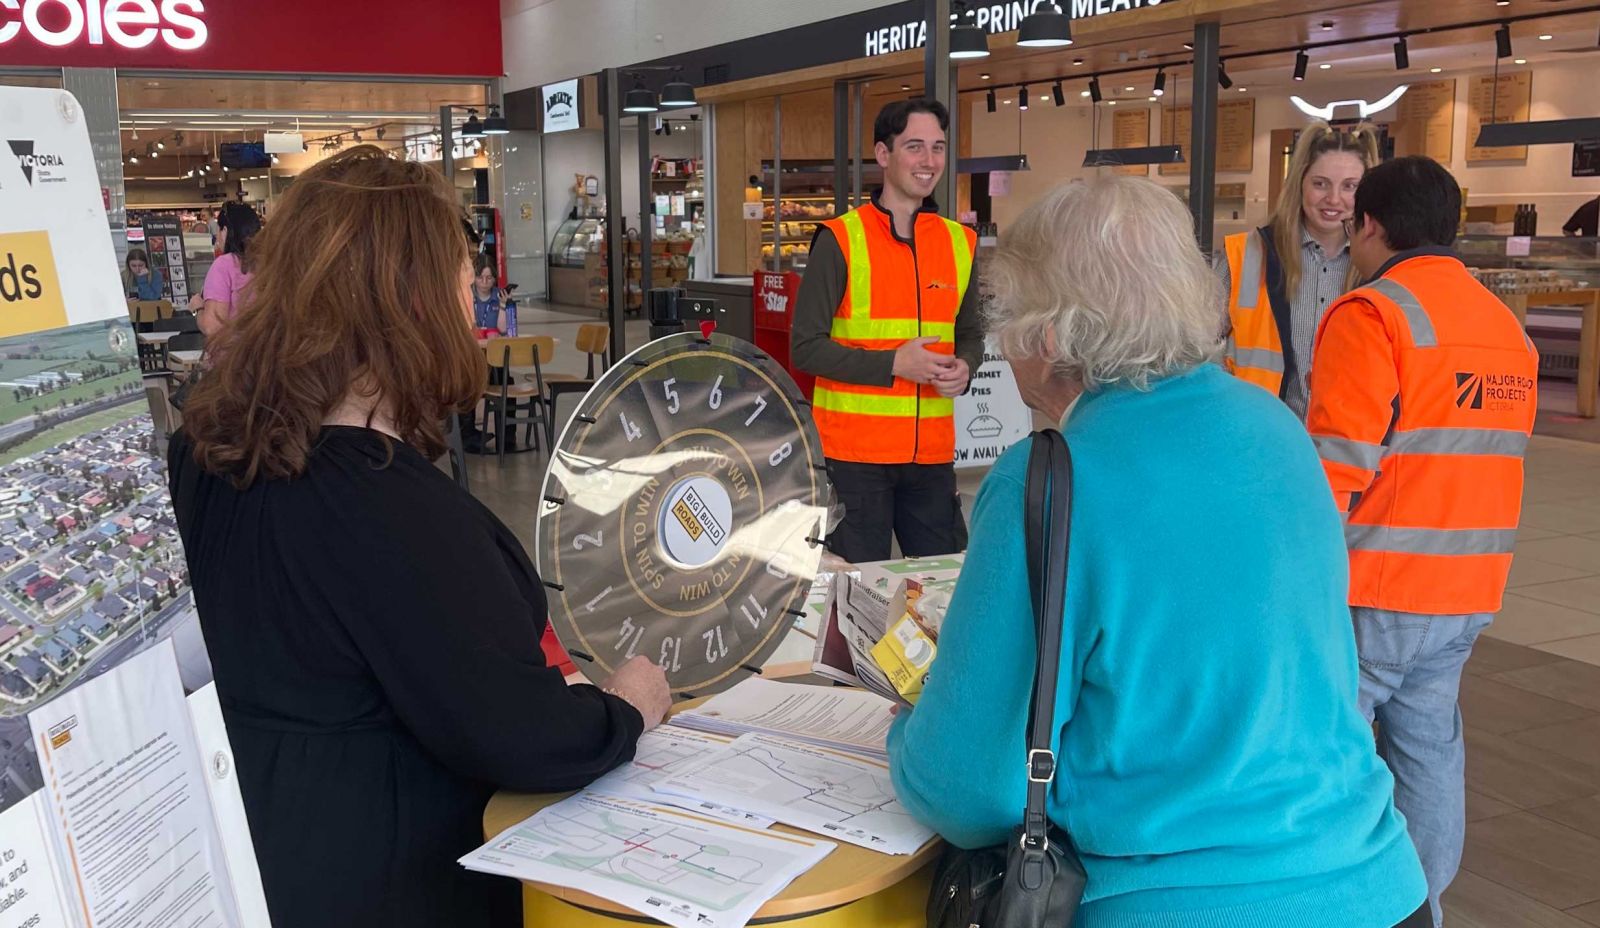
xmin=813 ymin=203 xmax=976 ymax=465
xmin=1307 ymin=253 xmax=1538 ymax=616
xmin=1222 ymin=228 xmax=1287 ymax=397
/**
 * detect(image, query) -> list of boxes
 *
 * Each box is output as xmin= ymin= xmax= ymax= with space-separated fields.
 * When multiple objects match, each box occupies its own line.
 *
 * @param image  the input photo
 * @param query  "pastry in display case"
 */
xmin=757 ymin=159 xmax=883 ymax=272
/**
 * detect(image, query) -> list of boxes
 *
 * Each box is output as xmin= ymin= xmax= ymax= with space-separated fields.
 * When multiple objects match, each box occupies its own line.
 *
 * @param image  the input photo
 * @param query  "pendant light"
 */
xmin=1393 ymin=35 xmax=1410 ymax=70
xmin=1017 ymin=2 xmax=1072 ymax=47
xmin=482 ymin=104 xmax=510 ymax=135
xmin=660 ymin=79 xmax=698 ymax=108
xmin=950 ymin=2 xmax=990 ymax=59
xmin=1293 ymin=49 xmax=1310 ymax=81
xmin=1018 ymin=85 xmax=1030 ymax=111
xmin=459 ymin=108 xmax=487 ymax=139
xmin=623 ymin=78 xmax=660 ymax=114
xmin=1153 ymin=68 xmax=1167 ymax=97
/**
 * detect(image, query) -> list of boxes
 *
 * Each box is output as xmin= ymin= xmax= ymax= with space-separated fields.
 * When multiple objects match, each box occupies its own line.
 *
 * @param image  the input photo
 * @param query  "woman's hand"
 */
xmin=599 ymin=656 xmax=672 ymax=731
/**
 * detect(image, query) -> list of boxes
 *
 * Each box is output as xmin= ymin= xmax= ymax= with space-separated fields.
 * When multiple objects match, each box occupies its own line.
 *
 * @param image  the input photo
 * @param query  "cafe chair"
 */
xmin=129 ymin=299 xmax=177 ymax=374
xmin=482 ymin=336 xmax=553 ymax=466
xmin=537 ymin=323 xmax=611 ymax=449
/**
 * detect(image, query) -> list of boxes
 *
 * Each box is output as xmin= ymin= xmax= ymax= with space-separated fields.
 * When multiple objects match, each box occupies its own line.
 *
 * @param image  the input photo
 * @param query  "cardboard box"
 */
xmin=1466 ymin=204 xmax=1519 ymax=224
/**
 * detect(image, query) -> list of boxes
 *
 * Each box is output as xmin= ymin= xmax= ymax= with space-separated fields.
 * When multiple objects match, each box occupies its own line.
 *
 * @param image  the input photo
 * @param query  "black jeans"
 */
xmin=1394 ymin=903 xmax=1431 ymax=927
xmin=825 ymin=459 xmax=963 ymax=564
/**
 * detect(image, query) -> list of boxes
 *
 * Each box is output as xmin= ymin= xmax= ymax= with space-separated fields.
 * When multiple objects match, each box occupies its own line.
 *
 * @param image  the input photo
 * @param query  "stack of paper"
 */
xmin=461 ymin=793 xmax=833 ymax=928
xmin=670 ymin=677 xmax=894 ymax=759
xmin=586 ymin=725 xmax=774 ymax=828
xmin=656 ymin=732 xmax=936 ymax=856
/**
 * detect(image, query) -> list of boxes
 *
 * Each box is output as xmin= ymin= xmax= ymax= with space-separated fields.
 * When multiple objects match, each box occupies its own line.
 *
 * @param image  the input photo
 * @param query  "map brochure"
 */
xmin=584 ymin=724 xmax=775 ymax=828
xmin=656 ymin=732 xmax=936 ymax=856
xmin=459 ymin=792 xmax=833 ymax=928
xmin=669 ymin=677 xmax=893 ymax=759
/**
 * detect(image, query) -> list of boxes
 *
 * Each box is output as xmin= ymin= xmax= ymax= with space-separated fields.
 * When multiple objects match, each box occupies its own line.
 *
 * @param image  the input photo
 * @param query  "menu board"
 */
xmin=1467 ymin=71 xmax=1532 ymax=163
xmin=1392 ymin=79 xmax=1456 ymax=164
xmin=1112 ymin=107 xmax=1150 ymax=177
xmin=138 ymin=213 xmax=192 ymax=304
xmin=1160 ymin=99 xmax=1254 ymax=176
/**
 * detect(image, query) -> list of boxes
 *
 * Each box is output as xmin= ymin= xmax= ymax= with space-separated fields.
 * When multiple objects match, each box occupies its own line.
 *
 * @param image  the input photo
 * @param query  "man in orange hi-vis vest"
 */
xmin=1307 ymin=156 xmax=1537 ymax=928
xmin=791 ymin=99 xmax=983 ymax=564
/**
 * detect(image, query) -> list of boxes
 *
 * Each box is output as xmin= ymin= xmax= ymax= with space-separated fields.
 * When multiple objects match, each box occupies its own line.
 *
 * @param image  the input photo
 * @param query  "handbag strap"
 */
xmin=1021 ymin=429 xmax=1072 ymax=852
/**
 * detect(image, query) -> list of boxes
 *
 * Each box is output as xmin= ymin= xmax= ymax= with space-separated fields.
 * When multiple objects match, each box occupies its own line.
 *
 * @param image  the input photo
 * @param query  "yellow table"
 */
xmin=482 ymin=693 xmax=940 ymax=927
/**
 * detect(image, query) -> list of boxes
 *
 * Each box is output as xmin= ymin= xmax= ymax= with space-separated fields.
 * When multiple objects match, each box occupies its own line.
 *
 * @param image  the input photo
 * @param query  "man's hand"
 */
xmin=893 ymin=337 xmax=956 ymax=385
xmin=931 ymin=357 xmax=971 ymax=397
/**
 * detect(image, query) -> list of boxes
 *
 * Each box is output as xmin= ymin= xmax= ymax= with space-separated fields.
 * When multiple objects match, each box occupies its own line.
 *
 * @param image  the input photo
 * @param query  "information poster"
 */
xmin=138 ymin=214 xmax=191 ymax=305
xmin=1160 ymin=99 xmax=1254 ymax=176
xmin=1391 ymin=79 xmax=1456 ymax=164
xmin=1467 ymin=71 xmax=1533 ymax=163
xmin=1111 ymin=108 xmax=1150 ymax=176
xmin=953 ymin=336 xmax=1031 ymax=469
xmin=0 ymin=86 xmax=269 ymax=927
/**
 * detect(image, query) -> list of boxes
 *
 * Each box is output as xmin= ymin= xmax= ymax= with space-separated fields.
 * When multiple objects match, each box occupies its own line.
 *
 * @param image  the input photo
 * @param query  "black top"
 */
xmin=1564 ymin=197 xmax=1599 ymax=237
xmin=168 ymin=427 xmax=643 ymax=928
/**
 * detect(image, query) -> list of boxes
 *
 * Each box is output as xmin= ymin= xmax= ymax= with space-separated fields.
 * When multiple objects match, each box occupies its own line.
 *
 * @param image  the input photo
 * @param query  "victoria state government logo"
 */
xmin=8 ymin=140 xmax=67 ymax=186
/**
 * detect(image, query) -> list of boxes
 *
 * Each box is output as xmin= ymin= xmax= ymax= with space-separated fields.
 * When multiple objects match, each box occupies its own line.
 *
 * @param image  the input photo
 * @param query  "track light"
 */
xmin=1393 ymin=35 xmax=1410 ymax=70
xmin=1018 ymin=85 xmax=1029 ymax=111
xmin=1017 ymin=2 xmax=1072 ymax=47
xmin=986 ymin=88 xmax=997 ymax=113
xmin=1496 ymin=23 xmax=1513 ymax=59
xmin=950 ymin=3 xmax=991 ymax=59
xmin=1052 ymin=81 xmax=1065 ymax=107
xmin=155 ymin=139 xmax=165 ymax=150
xmin=1218 ymin=61 xmax=1233 ymax=89
xmin=1153 ymin=69 xmax=1167 ymax=97
xmin=376 ymin=126 xmax=386 ymax=140
xmin=1294 ymin=49 xmax=1310 ymax=81
xmin=353 ymin=130 xmax=363 ymax=142
xmin=1089 ymin=76 xmax=1103 ymax=103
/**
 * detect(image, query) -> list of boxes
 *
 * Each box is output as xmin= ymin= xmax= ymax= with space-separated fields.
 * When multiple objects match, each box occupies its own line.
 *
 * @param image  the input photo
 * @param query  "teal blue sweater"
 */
xmin=888 ymin=364 xmax=1425 ymax=928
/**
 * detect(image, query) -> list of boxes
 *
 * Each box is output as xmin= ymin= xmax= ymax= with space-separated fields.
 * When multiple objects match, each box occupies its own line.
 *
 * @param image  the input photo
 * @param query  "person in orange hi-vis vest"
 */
xmin=1216 ymin=122 xmax=1378 ymax=419
xmin=791 ymin=98 xmax=984 ymax=564
xmin=1307 ymin=156 xmax=1538 ymax=928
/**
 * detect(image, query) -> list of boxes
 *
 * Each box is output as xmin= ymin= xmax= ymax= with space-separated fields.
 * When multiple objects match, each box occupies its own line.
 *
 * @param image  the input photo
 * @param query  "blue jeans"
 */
xmin=1354 ymin=608 xmax=1494 ymax=928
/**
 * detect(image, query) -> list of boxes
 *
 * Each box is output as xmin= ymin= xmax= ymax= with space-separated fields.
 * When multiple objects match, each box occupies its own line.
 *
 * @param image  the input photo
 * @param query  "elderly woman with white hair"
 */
xmin=886 ymin=177 xmax=1429 ymax=928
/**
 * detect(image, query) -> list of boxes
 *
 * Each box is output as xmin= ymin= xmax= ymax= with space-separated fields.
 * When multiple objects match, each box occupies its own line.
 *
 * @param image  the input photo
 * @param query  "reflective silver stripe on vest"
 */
xmin=1229 ymin=345 xmax=1285 ymax=372
xmin=1388 ymin=428 xmax=1530 ymax=457
xmin=1314 ymin=435 xmax=1385 ymax=470
xmin=1346 ymin=525 xmax=1518 ymax=556
xmin=1368 ymin=277 xmax=1437 ymax=348
xmin=1237 ymin=232 xmax=1265 ymax=310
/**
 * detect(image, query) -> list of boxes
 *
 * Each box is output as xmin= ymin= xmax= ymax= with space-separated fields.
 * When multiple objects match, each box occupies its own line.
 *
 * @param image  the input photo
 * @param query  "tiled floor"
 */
xmin=460 ymin=337 xmax=1600 ymax=924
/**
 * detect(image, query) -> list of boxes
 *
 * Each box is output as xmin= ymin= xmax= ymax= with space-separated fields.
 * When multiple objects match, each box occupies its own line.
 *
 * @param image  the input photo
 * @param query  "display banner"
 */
xmin=541 ymin=79 xmax=581 ymax=134
xmin=0 ymin=85 xmax=270 ymax=928
xmin=135 ymin=213 xmax=190 ymax=304
xmin=953 ymin=337 xmax=1031 ymax=469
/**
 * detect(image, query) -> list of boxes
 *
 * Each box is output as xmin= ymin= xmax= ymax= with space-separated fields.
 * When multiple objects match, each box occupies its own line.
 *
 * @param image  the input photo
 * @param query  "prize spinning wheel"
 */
xmin=537 ymin=332 xmax=829 ymax=696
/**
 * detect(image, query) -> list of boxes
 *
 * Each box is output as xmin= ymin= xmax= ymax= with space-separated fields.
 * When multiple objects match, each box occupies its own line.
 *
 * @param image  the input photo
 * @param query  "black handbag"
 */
xmin=927 ymin=429 xmax=1087 ymax=928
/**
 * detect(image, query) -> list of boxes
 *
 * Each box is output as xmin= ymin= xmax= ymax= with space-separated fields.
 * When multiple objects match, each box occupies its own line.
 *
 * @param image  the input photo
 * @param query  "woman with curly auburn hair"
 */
xmin=169 ymin=146 xmax=669 ymax=928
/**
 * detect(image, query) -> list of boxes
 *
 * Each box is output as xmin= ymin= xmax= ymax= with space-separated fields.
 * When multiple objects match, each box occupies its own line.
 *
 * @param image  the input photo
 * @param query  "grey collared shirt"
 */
xmin=1217 ymin=230 xmax=1351 ymax=420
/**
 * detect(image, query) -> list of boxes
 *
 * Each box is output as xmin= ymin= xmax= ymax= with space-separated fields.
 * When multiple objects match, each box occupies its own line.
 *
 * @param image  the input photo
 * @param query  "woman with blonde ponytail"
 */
xmin=1218 ymin=121 xmax=1380 ymax=419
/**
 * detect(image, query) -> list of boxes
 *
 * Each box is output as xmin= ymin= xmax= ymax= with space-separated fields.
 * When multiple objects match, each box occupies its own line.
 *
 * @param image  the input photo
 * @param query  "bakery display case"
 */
xmin=548 ymin=215 xmax=606 ymax=308
xmin=1460 ymin=235 xmax=1600 ymax=413
xmin=758 ymin=159 xmax=883 ymax=272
